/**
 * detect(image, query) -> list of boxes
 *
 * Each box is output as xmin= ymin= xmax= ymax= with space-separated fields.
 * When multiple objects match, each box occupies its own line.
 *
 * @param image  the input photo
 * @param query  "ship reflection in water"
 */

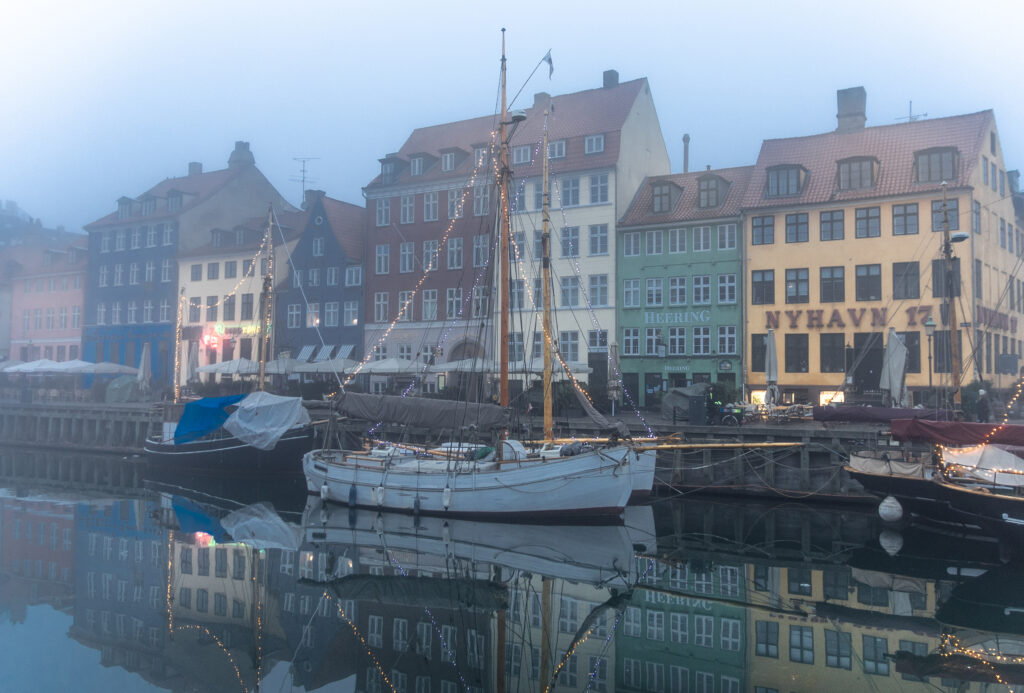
xmin=1 ymin=455 xmax=1024 ymax=691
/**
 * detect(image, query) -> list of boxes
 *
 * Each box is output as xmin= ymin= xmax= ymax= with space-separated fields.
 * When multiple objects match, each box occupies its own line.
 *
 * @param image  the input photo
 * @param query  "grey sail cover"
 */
xmin=335 ymin=391 xmax=509 ymax=431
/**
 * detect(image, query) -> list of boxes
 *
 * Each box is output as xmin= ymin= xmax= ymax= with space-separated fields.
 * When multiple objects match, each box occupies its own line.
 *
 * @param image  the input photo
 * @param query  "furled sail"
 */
xmin=334 ymin=391 xmax=509 ymax=431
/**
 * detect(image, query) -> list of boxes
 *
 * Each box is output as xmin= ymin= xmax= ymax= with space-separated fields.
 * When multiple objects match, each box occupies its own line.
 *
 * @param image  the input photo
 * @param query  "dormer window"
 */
xmin=212 ymin=231 xmax=222 ymax=248
xmin=585 ymin=134 xmax=605 ymax=154
xmin=548 ymin=140 xmax=566 ymax=159
xmin=410 ymin=157 xmax=423 ymax=176
xmin=474 ymin=146 xmax=489 ymax=166
xmin=652 ymin=184 xmax=671 ymax=214
xmin=914 ymin=147 xmax=958 ymax=183
xmin=381 ymin=161 xmax=396 ymax=184
xmin=141 ymin=199 xmax=155 ymax=216
xmin=698 ymin=176 xmax=727 ymax=208
xmin=236 ymin=228 xmax=245 ymax=245
xmin=117 ymin=199 xmax=132 ymax=220
xmin=441 ymin=152 xmax=455 ymax=172
xmin=837 ymin=157 xmax=877 ymax=190
xmin=167 ymin=192 xmax=181 ymax=213
xmin=766 ymin=165 xmax=806 ymax=197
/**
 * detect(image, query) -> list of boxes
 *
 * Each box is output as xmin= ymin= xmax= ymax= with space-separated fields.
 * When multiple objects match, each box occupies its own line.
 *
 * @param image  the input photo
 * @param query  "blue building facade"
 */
xmin=274 ymin=191 xmax=366 ymax=364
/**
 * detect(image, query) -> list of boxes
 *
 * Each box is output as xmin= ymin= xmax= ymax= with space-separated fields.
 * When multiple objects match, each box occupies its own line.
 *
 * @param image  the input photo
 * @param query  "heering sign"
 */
xmin=645 ymin=310 xmax=711 ymax=325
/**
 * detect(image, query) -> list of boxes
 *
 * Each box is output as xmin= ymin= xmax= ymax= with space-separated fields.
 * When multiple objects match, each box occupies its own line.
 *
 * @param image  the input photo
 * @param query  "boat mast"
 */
xmin=498 ymin=29 xmax=511 ymax=409
xmin=541 ymin=117 xmax=554 ymax=440
xmin=941 ymin=182 xmax=962 ymax=408
xmin=257 ymin=205 xmax=274 ymax=391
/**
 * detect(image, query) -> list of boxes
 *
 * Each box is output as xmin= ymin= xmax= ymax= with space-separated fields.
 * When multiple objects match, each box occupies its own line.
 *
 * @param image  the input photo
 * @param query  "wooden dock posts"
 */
xmin=0 ymin=403 xmax=159 ymax=454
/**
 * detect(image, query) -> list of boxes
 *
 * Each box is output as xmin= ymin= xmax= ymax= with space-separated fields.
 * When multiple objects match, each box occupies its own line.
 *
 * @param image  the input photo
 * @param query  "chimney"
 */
xmin=682 ymin=134 xmax=690 ymax=173
xmin=188 ymin=162 xmax=203 ymax=176
xmin=1009 ymin=170 xmax=1020 ymax=194
xmin=836 ymin=87 xmax=867 ymax=133
xmin=603 ymin=70 xmax=619 ymax=88
xmin=533 ymin=91 xmax=551 ymax=111
xmin=303 ymin=189 xmax=326 ymax=210
xmin=227 ymin=140 xmax=255 ymax=168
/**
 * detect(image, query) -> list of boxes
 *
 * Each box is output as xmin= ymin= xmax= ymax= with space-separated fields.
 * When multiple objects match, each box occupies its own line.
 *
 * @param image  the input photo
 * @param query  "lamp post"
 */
xmin=924 ymin=316 xmax=936 ymax=407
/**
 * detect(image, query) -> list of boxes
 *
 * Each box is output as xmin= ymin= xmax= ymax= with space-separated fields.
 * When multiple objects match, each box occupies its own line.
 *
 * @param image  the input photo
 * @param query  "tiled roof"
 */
xmin=85 ymin=167 xmax=241 ymax=229
xmin=179 ymin=209 xmax=305 ymax=258
xmin=321 ymin=196 xmax=366 ymax=261
xmin=740 ymin=111 xmax=993 ymax=210
xmin=365 ymin=78 xmax=648 ymax=190
xmin=619 ymin=165 xmax=755 ymax=227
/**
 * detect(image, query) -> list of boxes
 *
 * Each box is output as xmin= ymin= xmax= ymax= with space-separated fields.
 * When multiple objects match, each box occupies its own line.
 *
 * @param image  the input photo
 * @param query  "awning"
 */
xmin=314 ymin=345 xmax=334 ymax=361
xmin=296 ymin=345 xmax=315 ymax=361
xmin=336 ymin=344 xmax=355 ymax=359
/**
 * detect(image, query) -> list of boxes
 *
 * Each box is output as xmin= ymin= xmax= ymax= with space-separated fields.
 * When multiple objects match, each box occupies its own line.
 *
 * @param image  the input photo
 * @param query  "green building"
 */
xmin=616 ymin=167 xmax=753 ymax=407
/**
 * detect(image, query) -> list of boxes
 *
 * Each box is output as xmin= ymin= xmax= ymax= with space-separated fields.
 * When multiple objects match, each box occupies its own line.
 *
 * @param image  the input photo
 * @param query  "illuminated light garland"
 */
xmin=174 ymin=623 xmax=249 ymax=692
xmin=544 ymin=626 xmax=595 ymax=693
xmin=937 ymin=633 xmax=1019 ymax=687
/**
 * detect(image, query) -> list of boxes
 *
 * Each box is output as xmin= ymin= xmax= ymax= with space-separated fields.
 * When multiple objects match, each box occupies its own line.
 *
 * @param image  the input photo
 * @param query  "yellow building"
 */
xmin=743 ymin=88 xmax=1020 ymax=405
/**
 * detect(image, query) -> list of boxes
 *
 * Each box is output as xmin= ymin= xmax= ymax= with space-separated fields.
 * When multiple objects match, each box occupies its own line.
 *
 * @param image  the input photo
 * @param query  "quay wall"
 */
xmin=0 ymin=402 xmax=159 ymax=454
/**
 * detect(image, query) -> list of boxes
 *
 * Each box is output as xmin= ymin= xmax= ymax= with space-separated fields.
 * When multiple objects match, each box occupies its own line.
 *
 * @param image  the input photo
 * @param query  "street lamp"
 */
xmin=924 ymin=316 xmax=936 ymax=407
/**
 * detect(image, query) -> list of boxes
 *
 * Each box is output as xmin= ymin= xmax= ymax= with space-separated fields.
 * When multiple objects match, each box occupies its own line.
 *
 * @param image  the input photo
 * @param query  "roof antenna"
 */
xmin=895 ymin=100 xmax=927 ymax=123
xmin=291 ymin=157 xmax=320 ymax=199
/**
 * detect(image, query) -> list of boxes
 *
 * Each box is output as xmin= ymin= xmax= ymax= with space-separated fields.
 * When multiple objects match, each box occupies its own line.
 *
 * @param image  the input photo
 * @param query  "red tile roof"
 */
xmin=365 ymin=78 xmax=648 ymax=190
xmin=179 ymin=209 xmax=305 ymax=258
xmin=321 ymin=196 xmax=366 ymax=261
xmin=740 ymin=111 xmax=993 ymax=210
xmin=619 ymin=166 xmax=755 ymax=227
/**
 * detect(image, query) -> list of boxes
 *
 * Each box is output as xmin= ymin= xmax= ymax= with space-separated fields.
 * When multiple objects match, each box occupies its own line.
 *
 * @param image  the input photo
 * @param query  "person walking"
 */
xmin=976 ymin=389 xmax=992 ymax=423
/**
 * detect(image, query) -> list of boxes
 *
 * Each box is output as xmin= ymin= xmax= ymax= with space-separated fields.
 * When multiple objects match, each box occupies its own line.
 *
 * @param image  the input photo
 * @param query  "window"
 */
xmin=622 ymin=232 xmax=640 ymax=256
xmin=815 ymin=209 xmax=844 ymax=241
xmin=441 ymin=151 xmax=455 ymax=171
xmin=767 ymin=165 xmax=803 ymax=196
xmin=588 ymin=329 xmax=607 ymax=352
xmin=785 ymin=333 xmax=808 ymax=372
xmin=400 ymin=195 xmax=414 ymax=224
xmin=756 ymin=621 xmax=778 ymax=657
xmin=718 ymin=223 xmax=737 ymax=249
xmin=188 ymin=297 xmax=201 ymax=323
xmin=855 ymin=206 xmax=881 ymax=237
xmin=785 ymin=268 xmax=809 ymax=304
xmin=752 ymin=215 xmax=774 ymax=245
xmin=721 ymin=618 xmax=741 ymax=651
xmin=819 ymin=266 xmax=845 ymax=302
xmin=472 ymin=184 xmax=490 ymax=216
xmin=589 ymin=173 xmax=608 ymax=203
xmin=399 ymin=242 xmax=414 ymax=273
xmin=915 ymin=148 xmax=957 ymax=183
xmin=838 ymin=157 xmax=876 ymax=190
xmin=447 ymin=237 xmax=463 ymax=269
xmin=446 ymin=288 xmax=461 ymax=318
xmin=471 ymin=287 xmax=489 ymax=318
xmin=558 ymin=331 xmax=579 ymax=362
xmin=589 ymin=274 xmax=608 ymax=306
xmin=292 ymin=269 xmax=303 ymax=288
xmin=645 ymin=327 xmax=661 ymax=356
xmin=375 ymin=198 xmax=390 ymax=226
xmin=694 ymin=615 xmax=713 ymax=647
xmin=856 ymin=264 xmax=882 ymax=301
xmin=718 ymin=274 xmax=737 ymax=303
xmin=344 ymin=301 xmax=359 ymax=325
xmin=719 ymin=326 xmax=737 ymax=354
xmin=825 ymin=629 xmax=852 ymax=669
xmin=645 ymin=229 xmax=663 ymax=255
xmin=588 ymin=224 xmax=608 ymax=255
xmin=622 ymin=328 xmax=640 ymax=356
xmin=125 ymin=302 xmax=136 ymax=324
xmin=115 ymin=230 xmax=126 ymax=250
xmin=892 ymin=203 xmax=919 ymax=235
xmin=623 ymin=279 xmax=642 ymax=306
xmin=668 ymin=228 xmax=686 ymax=253
xmin=513 ymin=144 xmax=531 ymax=165
xmin=752 ymin=270 xmax=774 ymax=304
xmin=424 ymin=191 xmax=438 ymax=221
xmin=157 ymin=302 xmax=168 ymax=323
xmin=786 ymin=213 xmax=809 ymax=243
xmin=622 ymin=658 xmax=641 ymax=687
xmin=698 ymin=177 xmax=720 ymax=207
xmin=287 ymin=304 xmax=301 ymax=328
xmin=345 ymin=265 xmax=362 ymax=286
xmin=693 ymin=326 xmax=711 ymax=355
xmin=863 ymin=635 xmax=889 ymax=675
xmin=373 ymin=293 xmax=388 ymax=322
xmin=423 ymin=240 xmax=438 ymax=270
xmin=692 ymin=275 xmax=711 ymax=304
xmin=820 ymin=333 xmax=846 ymax=372
xmin=326 ymin=266 xmax=338 ymax=286
xmin=241 ymin=294 xmax=254 ymax=320
xmin=893 ymin=261 xmax=920 ymax=299
xmin=410 ymin=157 xmax=423 ymax=176
xmin=692 ymin=226 xmax=711 ymax=251
xmin=664 ymin=327 xmax=685 ymax=356
xmin=584 ymin=134 xmax=604 ymax=154
xmin=547 ymin=140 xmax=565 ymax=159
xmin=473 ymin=234 xmax=489 ymax=267
xmin=668 ymin=276 xmax=686 ymax=305
xmin=561 ymin=177 xmax=580 ymax=206
xmin=324 ymin=302 xmax=339 ymax=327
xmin=560 ymin=277 xmax=579 ymax=307
xmin=931 ymin=198 xmax=959 ymax=231
xmin=375 ymin=244 xmax=389 ymax=274
xmin=308 ymin=268 xmax=320 ymax=286
xmin=790 ymin=625 xmax=814 ymax=663
xmin=652 ymin=184 xmax=671 ymax=213
xmin=560 ymin=227 xmax=579 ymax=257
xmin=788 ymin=567 xmax=812 ymax=595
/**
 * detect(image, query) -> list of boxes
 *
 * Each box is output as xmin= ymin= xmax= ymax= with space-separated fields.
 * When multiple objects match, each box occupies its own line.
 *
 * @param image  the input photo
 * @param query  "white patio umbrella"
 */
xmin=197 ymin=358 xmax=259 ymax=375
xmin=6 ymin=359 xmax=60 ymax=373
xmin=359 ymin=357 xmax=418 ymax=374
xmin=46 ymin=359 xmax=91 ymax=373
xmin=0 ymin=359 xmax=25 ymax=372
xmin=879 ymin=327 xmax=908 ymax=408
xmin=764 ymin=329 xmax=780 ymax=407
xmin=137 ymin=343 xmax=152 ymax=392
xmin=292 ymin=357 xmax=359 ymax=374
xmin=426 ymin=357 xmax=495 ymax=374
xmin=91 ymin=362 xmax=139 ymax=375
xmin=263 ymin=357 xmax=303 ymax=375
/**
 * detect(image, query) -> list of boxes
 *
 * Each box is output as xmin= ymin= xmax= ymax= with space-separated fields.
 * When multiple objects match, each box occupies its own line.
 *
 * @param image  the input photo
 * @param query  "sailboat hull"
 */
xmin=144 ymin=425 xmax=314 ymax=473
xmin=303 ymin=445 xmax=636 ymax=519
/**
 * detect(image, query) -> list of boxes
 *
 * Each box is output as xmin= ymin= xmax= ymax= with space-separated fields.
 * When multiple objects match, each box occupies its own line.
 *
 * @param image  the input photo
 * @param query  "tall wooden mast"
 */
xmin=541 ymin=117 xmax=554 ymax=440
xmin=941 ymin=182 xmax=962 ymax=407
xmin=498 ymin=29 xmax=511 ymax=408
xmin=257 ymin=205 xmax=274 ymax=391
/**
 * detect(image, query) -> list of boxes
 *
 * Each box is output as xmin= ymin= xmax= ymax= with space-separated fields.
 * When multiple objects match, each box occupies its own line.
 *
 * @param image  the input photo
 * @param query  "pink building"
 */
xmin=8 ymin=233 xmax=88 ymax=361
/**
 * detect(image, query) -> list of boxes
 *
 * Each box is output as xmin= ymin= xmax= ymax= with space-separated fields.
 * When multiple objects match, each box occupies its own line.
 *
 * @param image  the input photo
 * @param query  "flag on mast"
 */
xmin=542 ymin=49 xmax=554 ymax=78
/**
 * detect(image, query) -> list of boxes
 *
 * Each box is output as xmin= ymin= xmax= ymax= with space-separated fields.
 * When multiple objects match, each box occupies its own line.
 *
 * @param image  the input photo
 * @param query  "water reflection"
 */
xmin=1 ymin=456 xmax=1024 ymax=691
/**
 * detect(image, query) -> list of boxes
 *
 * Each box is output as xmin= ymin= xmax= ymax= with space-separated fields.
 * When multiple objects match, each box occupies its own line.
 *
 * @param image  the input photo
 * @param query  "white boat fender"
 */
xmin=443 ymin=522 xmax=452 ymax=557
xmin=879 ymin=529 xmax=904 ymax=556
xmin=375 ymin=486 xmax=385 ymax=507
xmin=320 ymin=483 xmax=329 ymax=501
xmin=442 ymin=486 xmax=452 ymax=510
xmin=348 ymin=485 xmax=357 ymax=506
xmin=319 ymin=507 xmax=328 ymax=526
xmin=878 ymin=495 xmax=903 ymax=522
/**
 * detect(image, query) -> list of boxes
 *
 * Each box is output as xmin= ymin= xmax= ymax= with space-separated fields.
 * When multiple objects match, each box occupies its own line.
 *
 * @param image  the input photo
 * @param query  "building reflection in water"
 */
xmin=2 ymin=476 xmax=1023 ymax=692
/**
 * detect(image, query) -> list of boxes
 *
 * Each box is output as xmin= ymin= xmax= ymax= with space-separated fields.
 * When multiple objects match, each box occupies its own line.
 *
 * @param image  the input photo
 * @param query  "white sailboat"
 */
xmin=302 ymin=34 xmax=653 ymax=517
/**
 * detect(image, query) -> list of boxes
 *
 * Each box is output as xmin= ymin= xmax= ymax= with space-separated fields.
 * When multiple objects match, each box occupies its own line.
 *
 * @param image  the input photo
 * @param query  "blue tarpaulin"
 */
xmin=172 ymin=394 xmax=246 ymax=444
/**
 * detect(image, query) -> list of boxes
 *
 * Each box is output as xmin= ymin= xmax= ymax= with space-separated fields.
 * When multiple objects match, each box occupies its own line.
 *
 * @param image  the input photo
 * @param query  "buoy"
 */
xmin=878 ymin=495 xmax=903 ymax=522
xmin=320 ymin=483 xmax=329 ymax=501
xmin=879 ymin=529 xmax=904 ymax=556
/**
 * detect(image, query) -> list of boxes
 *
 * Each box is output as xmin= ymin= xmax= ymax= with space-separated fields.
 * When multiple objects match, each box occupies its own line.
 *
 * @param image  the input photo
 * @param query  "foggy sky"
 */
xmin=3 ymin=0 xmax=1020 ymax=232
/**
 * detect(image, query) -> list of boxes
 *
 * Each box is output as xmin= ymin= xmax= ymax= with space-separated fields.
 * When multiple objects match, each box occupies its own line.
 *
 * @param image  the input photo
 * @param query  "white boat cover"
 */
xmin=223 ymin=391 xmax=310 ymax=450
xmin=848 ymin=451 xmax=924 ymax=477
xmin=220 ymin=502 xmax=302 ymax=550
xmin=942 ymin=444 xmax=1024 ymax=487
